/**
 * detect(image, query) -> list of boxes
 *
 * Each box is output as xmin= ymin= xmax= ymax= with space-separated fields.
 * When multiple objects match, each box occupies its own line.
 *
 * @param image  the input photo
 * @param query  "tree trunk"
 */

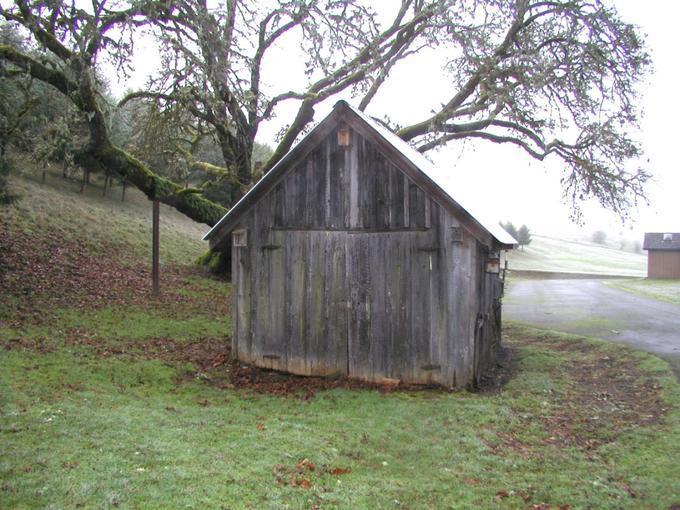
xmin=121 ymin=181 xmax=126 ymax=202
xmin=216 ymin=130 xmax=253 ymax=204
xmin=80 ymin=168 xmax=86 ymax=193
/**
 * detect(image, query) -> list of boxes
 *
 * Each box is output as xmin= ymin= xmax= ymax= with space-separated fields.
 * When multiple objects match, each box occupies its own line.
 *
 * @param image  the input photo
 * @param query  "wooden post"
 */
xmin=152 ymin=199 xmax=160 ymax=296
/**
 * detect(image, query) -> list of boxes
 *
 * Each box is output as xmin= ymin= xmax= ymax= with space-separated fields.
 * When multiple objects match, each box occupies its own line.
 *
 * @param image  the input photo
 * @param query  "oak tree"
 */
xmin=0 ymin=0 xmax=651 ymax=226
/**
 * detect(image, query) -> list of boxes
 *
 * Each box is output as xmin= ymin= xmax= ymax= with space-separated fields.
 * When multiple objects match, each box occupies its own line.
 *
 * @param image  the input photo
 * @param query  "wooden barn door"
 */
xmin=256 ymin=230 xmax=287 ymax=371
xmin=283 ymin=230 xmax=349 ymax=376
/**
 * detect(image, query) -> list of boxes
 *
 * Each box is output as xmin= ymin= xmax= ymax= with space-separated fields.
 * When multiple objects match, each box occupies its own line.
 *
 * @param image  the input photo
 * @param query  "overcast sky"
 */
xmin=113 ymin=1 xmax=678 ymax=241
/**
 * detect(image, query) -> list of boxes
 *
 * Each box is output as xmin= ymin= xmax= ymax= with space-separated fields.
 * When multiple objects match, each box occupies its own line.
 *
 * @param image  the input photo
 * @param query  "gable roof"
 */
xmin=643 ymin=232 xmax=680 ymax=251
xmin=203 ymin=100 xmax=517 ymax=249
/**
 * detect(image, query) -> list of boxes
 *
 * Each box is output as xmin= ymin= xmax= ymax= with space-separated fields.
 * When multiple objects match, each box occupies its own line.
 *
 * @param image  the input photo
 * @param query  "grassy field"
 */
xmin=6 ymin=161 xmax=207 ymax=266
xmin=606 ymin=279 xmax=680 ymax=305
xmin=2 ymin=166 xmax=679 ymax=508
xmin=507 ymin=234 xmax=646 ymax=277
xmin=2 ymin=313 xmax=679 ymax=509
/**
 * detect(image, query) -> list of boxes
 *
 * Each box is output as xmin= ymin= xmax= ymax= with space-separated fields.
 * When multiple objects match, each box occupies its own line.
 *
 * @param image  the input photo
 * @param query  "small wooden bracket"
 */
xmin=232 ymin=229 xmax=247 ymax=247
xmin=337 ymin=125 xmax=351 ymax=146
xmin=486 ymin=251 xmax=500 ymax=273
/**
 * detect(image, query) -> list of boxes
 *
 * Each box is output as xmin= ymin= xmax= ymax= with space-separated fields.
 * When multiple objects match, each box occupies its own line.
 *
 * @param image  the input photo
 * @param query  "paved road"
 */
xmin=504 ymin=279 xmax=680 ymax=375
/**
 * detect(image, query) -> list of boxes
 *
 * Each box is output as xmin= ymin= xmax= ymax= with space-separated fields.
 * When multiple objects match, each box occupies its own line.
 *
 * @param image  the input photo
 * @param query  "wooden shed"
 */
xmin=643 ymin=233 xmax=680 ymax=279
xmin=204 ymin=101 xmax=516 ymax=388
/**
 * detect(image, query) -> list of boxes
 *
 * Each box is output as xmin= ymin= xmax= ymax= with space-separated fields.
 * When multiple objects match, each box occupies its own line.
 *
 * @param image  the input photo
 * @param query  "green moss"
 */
xmin=99 ymin=144 xmax=227 ymax=226
xmin=196 ymin=249 xmax=228 ymax=275
xmin=196 ymin=250 xmax=214 ymax=266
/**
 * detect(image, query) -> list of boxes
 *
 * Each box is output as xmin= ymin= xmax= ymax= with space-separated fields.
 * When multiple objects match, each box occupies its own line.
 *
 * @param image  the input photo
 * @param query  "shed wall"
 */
xmin=648 ymin=251 xmax=680 ymax=279
xmin=231 ymin=126 xmax=502 ymax=387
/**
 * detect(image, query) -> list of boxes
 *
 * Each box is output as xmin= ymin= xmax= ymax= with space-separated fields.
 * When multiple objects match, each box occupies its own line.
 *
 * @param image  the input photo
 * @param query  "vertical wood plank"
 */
xmin=286 ymin=231 xmax=307 ymax=373
xmin=349 ymin=136 xmax=359 ymax=228
xmin=347 ymin=234 xmax=372 ymax=380
xmin=325 ymin=232 xmax=349 ymax=375
xmin=403 ymin=174 xmax=410 ymax=228
xmin=325 ymin=138 xmax=332 ymax=228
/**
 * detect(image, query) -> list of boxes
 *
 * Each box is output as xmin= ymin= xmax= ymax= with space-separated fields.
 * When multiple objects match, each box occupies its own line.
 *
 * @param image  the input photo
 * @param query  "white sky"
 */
xmin=111 ymin=1 xmax=679 ymax=241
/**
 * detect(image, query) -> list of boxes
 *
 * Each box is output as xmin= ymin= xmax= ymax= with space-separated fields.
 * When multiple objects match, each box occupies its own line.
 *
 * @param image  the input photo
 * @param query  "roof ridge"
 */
xmin=203 ymin=101 xmax=517 ymax=248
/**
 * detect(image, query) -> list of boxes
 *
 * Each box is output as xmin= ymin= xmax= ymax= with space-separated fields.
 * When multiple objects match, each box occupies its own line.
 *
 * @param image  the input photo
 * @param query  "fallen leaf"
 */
xmin=296 ymin=458 xmax=315 ymax=472
xmin=329 ymin=467 xmax=351 ymax=476
xmin=292 ymin=475 xmax=312 ymax=489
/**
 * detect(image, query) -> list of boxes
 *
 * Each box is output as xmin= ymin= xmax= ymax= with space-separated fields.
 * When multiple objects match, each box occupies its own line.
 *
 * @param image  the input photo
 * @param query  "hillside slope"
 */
xmin=1 ymin=165 xmax=213 ymax=319
xmin=507 ymin=234 xmax=646 ymax=277
xmin=5 ymin=164 xmax=208 ymax=265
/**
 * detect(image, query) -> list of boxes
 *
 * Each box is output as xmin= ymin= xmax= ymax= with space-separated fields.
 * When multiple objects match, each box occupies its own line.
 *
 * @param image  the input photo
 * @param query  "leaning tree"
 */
xmin=0 ymin=0 xmax=650 ymax=226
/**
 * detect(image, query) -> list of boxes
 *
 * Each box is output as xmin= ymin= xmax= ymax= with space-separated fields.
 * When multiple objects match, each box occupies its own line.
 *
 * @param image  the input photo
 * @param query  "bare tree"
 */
xmin=0 ymin=0 xmax=651 ymax=226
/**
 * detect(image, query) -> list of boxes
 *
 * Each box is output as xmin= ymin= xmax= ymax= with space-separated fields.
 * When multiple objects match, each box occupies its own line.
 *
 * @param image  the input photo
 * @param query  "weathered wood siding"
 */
xmin=648 ymin=251 xmax=680 ymax=279
xmin=231 ymin=126 xmax=502 ymax=387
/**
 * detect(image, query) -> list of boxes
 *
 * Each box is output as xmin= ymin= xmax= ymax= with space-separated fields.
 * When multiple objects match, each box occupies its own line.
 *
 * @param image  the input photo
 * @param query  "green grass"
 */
xmin=508 ymin=234 xmax=646 ymax=277
xmin=605 ymin=278 xmax=680 ymax=305
xmin=2 ymin=311 xmax=679 ymax=508
xmin=0 ymin=307 xmax=231 ymax=344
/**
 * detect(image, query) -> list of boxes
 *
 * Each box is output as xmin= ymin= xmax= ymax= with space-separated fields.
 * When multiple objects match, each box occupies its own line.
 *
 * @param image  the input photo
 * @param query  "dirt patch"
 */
xmin=0 ymin=218 xmax=228 ymax=327
xmin=496 ymin=330 xmax=667 ymax=454
xmin=219 ymin=359 xmax=448 ymax=398
xmin=2 ymin=328 xmax=228 ymax=370
xmin=542 ymin=355 xmax=665 ymax=450
xmin=484 ymin=430 xmax=535 ymax=459
xmin=3 ymin=332 xmax=446 ymax=397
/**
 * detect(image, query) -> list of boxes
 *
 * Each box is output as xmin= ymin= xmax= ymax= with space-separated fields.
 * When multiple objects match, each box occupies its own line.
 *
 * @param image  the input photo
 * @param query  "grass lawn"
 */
xmin=507 ymin=235 xmax=646 ymax=277
xmin=605 ymin=278 xmax=680 ymax=306
xmin=2 ymin=302 xmax=679 ymax=509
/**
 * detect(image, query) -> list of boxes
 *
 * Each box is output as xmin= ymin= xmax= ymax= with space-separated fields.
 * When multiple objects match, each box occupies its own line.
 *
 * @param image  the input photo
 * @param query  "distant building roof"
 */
xmin=643 ymin=233 xmax=680 ymax=251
